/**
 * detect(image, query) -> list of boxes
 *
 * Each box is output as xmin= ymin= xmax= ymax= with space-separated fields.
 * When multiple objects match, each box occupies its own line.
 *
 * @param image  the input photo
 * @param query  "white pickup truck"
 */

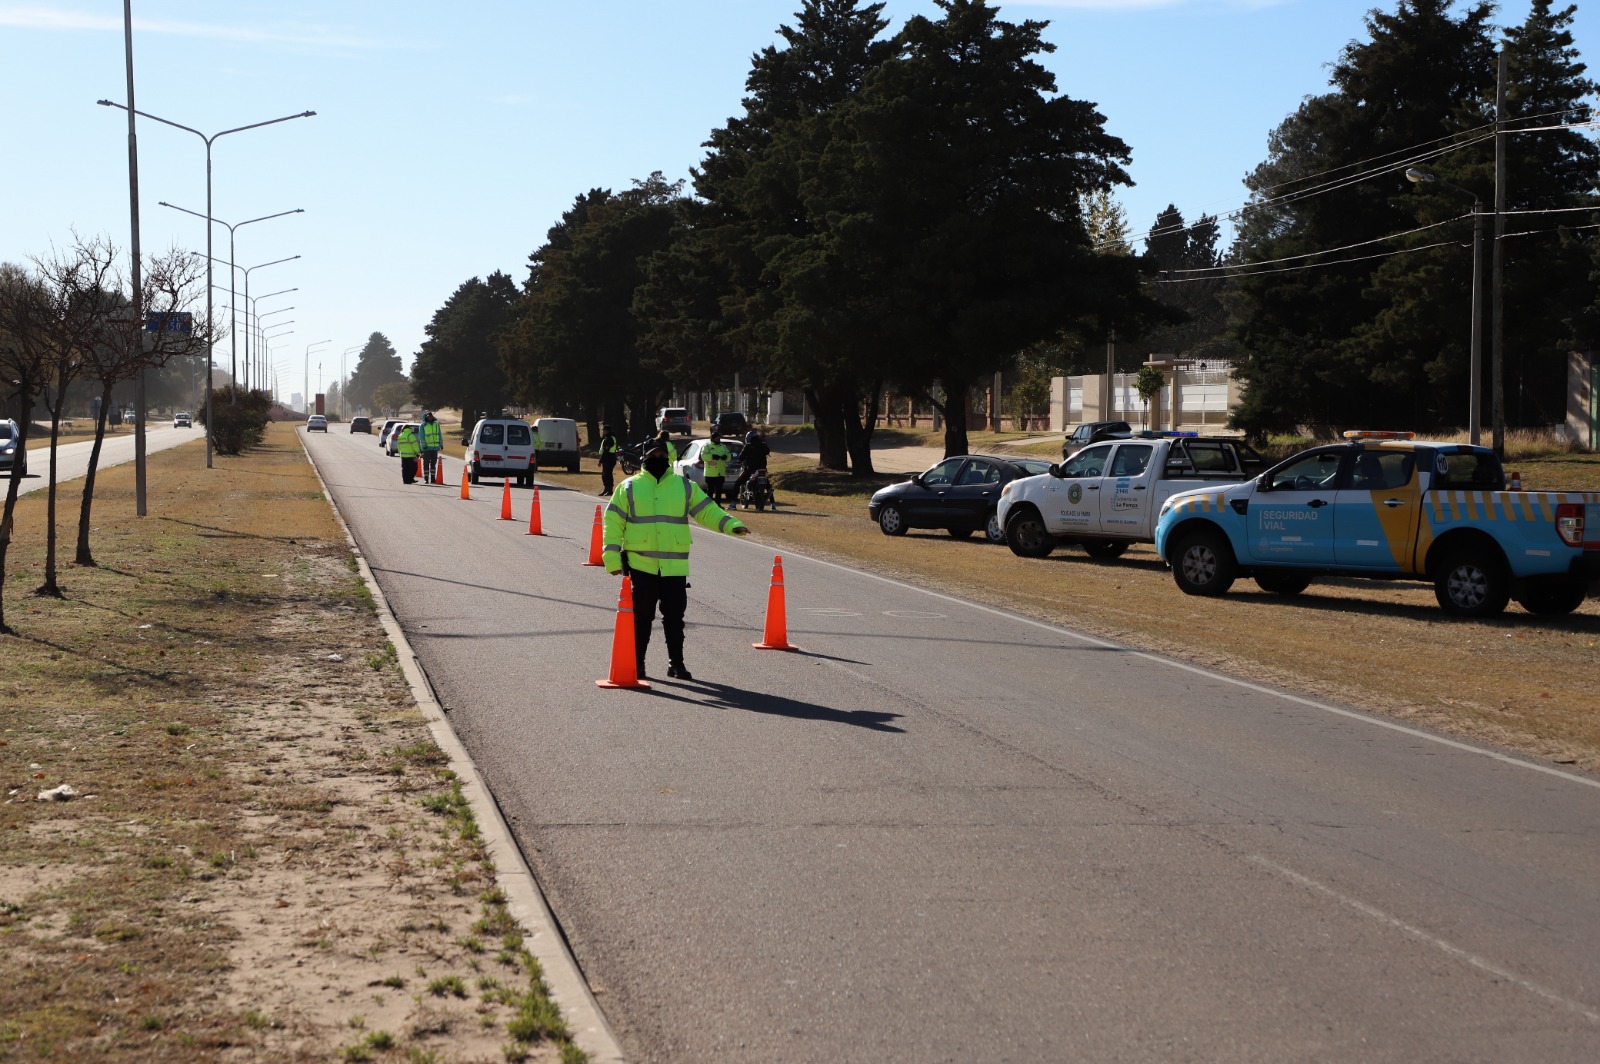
xmin=996 ymin=433 xmax=1266 ymax=559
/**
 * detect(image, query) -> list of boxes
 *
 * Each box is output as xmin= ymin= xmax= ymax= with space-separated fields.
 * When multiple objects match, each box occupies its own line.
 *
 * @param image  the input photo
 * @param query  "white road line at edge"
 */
xmin=745 ymin=540 xmax=1600 ymax=792
xmin=1250 ymin=855 xmax=1600 ymax=1024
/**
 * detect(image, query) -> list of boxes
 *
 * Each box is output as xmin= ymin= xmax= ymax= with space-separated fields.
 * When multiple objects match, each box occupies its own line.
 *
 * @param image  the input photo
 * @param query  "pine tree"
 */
xmin=410 ymin=272 xmax=519 ymax=427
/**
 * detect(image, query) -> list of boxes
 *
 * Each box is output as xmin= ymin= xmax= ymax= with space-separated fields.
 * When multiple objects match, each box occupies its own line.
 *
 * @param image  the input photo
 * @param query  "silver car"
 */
xmin=673 ymin=438 xmax=743 ymax=492
xmin=0 ymin=419 xmax=26 ymax=477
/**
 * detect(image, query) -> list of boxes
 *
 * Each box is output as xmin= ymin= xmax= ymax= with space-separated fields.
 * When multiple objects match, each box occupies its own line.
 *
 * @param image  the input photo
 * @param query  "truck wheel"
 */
xmin=985 ymin=512 xmax=1006 ymax=545
xmin=947 ymin=527 xmax=975 ymax=540
xmin=877 ymin=504 xmax=907 ymax=536
xmin=469 ymin=462 xmax=481 ymax=485
xmin=1171 ymin=528 xmax=1237 ymax=597
xmin=1515 ymin=585 xmax=1586 ymax=616
xmin=1433 ymin=549 xmax=1510 ymax=617
xmin=1005 ymin=510 xmax=1054 ymax=559
xmin=1083 ymin=540 xmax=1129 ymax=561
xmin=1255 ymin=572 xmax=1312 ymax=596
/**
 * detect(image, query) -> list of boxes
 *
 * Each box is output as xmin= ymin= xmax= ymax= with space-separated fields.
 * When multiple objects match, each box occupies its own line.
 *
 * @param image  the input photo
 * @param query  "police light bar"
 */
xmin=1133 ymin=430 xmax=1199 ymax=438
xmin=1342 ymin=430 xmax=1415 ymax=440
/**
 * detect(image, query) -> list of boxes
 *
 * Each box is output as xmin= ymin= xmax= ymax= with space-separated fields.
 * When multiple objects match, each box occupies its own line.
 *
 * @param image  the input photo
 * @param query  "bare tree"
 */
xmin=0 ymin=262 xmax=56 ymax=632
xmin=74 ymin=245 xmax=215 ymax=567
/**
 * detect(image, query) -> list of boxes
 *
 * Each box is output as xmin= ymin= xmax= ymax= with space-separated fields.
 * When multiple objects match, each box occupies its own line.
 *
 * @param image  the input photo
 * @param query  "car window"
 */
xmin=0 ymin=425 xmax=13 ymax=440
xmin=1109 ymin=444 xmax=1153 ymax=478
xmin=506 ymin=424 xmax=531 ymax=445
xmin=478 ymin=423 xmax=504 ymax=445
xmin=682 ymin=441 xmax=702 ymax=461
xmin=1267 ymin=450 xmax=1345 ymax=491
xmin=1061 ymin=443 xmax=1113 ymax=478
xmin=956 ymin=461 xmax=1000 ymax=486
xmin=1012 ymin=458 xmax=1052 ymax=476
xmin=1433 ymin=450 xmax=1501 ymax=489
xmin=922 ymin=458 xmax=964 ymax=486
xmin=1351 ymin=451 xmax=1415 ymax=490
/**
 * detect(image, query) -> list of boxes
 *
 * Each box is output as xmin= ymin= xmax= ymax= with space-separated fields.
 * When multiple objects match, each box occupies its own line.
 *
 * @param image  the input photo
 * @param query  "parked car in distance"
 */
xmin=674 ymin=438 xmax=744 ymax=494
xmin=0 ymin=418 xmax=26 ymax=477
xmin=711 ymin=411 xmax=750 ymax=437
xmin=465 ymin=417 xmax=538 ymax=485
xmin=1062 ymin=420 xmax=1131 ymax=459
xmin=349 ymin=416 xmax=372 ymax=434
xmin=307 ymin=414 xmax=328 ymax=432
xmin=869 ymin=454 xmax=1055 ymax=544
xmin=533 ymin=417 xmax=581 ymax=473
xmin=655 ymin=406 xmax=692 ymax=436
xmin=173 ymin=411 xmax=193 ymax=428
xmin=384 ymin=422 xmax=420 ymax=456
xmin=378 ymin=419 xmax=404 ymax=449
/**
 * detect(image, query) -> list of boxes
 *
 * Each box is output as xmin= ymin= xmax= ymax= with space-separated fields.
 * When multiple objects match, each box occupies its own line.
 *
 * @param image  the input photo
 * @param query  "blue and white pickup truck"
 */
xmin=1153 ymin=432 xmax=1600 ymax=617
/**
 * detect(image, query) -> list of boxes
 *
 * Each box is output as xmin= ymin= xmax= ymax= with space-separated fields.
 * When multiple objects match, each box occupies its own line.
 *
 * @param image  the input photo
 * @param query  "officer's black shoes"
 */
xmin=667 ymin=662 xmax=693 ymax=680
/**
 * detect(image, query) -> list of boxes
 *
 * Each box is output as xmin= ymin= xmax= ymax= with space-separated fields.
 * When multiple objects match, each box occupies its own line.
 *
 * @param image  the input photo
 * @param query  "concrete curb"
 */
xmin=304 ymin=438 xmax=626 ymax=1064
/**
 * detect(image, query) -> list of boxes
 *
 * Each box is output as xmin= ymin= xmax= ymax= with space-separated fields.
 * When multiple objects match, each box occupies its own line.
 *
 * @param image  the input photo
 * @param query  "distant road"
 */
xmin=10 ymin=423 xmax=201 ymax=496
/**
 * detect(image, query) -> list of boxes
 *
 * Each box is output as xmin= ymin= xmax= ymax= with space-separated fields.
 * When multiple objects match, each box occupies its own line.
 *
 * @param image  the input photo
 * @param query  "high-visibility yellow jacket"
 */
xmin=397 ymin=425 xmax=421 ymax=458
xmin=421 ymin=419 xmax=443 ymax=450
xmin=604 ymin=470 xmax=745 ymax=576
xmin=701 ymin=441 xmax=732 ymax=478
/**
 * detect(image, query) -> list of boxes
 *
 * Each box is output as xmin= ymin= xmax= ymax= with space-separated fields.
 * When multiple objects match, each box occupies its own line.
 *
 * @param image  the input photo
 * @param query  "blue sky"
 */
xmin=1 ymin=1 xmax=1590 ymax=402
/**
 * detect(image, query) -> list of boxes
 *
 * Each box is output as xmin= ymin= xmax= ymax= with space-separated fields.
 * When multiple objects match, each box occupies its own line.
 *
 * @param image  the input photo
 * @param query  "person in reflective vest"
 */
xmin=604 ymin=439 xmax=749 ymax=679
xmin=701 ymin=431 xmax=732 ymax=504
xmin=419 ymin=411 xmax=444 ymax=483
xmin=654 ymin=428 xmax=679 ymax=463
xmin=597 ymin=423 xmax=619 ymax=497
xmin=396 ymin=423 xmax=421 ymax=484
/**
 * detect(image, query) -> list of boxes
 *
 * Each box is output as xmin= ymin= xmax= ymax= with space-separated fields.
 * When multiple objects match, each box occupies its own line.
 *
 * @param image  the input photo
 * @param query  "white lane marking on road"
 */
xmin=882 ymin=609 xmax=946 ymax=619
xmin=1250 ymin=855 xmax=1600 ymax=1024
xmin=757 ymin=543 xmax=1600 ymax=793
xmin=800 ymin=608 xmax=861 ymax=617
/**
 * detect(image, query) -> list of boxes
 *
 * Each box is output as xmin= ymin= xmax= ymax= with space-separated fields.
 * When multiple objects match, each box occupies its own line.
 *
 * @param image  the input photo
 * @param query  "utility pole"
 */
xmin=1491 ymin=48 xmax=1507 ymax=457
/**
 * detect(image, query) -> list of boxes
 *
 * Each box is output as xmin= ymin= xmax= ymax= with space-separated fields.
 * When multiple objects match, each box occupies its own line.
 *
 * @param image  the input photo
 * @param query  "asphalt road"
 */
xmin=9 ymin=421 xmax=200 ymax=496
xmin=306 ymin=427 xmax=1600 ymax=1064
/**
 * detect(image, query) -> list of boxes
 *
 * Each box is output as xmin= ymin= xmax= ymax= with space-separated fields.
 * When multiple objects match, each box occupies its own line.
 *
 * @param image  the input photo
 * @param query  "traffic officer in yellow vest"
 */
xmin=604 ymin=438 xmax=749 ymax=680
xmin=701 ymin=430 xmax=733 ymax=504
xmin=396 ymin=423 xmax=421 ymax=484
xmin=419 ymin=411 xmax=444 ymax=483
xmin=597 ymin=422 xmax=619 ymax=497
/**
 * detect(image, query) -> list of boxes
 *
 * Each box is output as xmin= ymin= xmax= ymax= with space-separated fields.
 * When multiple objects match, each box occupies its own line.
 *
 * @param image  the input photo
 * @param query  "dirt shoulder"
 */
xmin=1 ymin=424 xmax=581 ymax=1063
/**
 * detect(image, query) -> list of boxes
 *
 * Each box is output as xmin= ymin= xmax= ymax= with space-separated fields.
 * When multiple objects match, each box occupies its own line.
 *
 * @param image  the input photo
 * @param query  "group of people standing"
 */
xmin=396 ymin=411 xmax=445 ymax=485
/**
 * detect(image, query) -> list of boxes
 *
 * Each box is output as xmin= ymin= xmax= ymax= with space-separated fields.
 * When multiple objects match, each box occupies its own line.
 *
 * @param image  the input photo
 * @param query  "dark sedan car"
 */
xmin=1061 ymin=420 xmax=1131 ymax=459
xmin=349 ymin=416 xmax=372 ymax=434
xmin=869 ymin=454 xmax=1054 ymax=544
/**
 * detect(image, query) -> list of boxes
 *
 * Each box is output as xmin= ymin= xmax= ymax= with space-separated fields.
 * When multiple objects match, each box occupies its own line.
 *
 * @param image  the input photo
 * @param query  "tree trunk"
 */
xmin=0 ymin=396 xmax=36 ymax=633
xmin=938 ymin=378 xmax=972 ymax=459
xmin=806 ymin=385 xmax=850 ymax=470
xmin=75 ymin=386 xmax=116 ymax=566
xmin=843 ymin=378 xmax=882 ymax=476
xmin=36 ymin=369 xmax=68 ymax=598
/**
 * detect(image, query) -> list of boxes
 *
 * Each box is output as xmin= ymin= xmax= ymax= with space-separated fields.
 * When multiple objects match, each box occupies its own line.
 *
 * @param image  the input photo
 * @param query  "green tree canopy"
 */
xmin=345 ymin=332 xmax=404 ymax=415
xmin=410 ymin=272 xmax=518 ymax=427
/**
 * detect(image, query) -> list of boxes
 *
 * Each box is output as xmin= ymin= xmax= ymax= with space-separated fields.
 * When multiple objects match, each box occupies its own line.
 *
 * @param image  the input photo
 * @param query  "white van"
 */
xmin=465 ymin=417 xmax=538 ymax=486
xmin=533 ymin=417 xmax=580 ymax=473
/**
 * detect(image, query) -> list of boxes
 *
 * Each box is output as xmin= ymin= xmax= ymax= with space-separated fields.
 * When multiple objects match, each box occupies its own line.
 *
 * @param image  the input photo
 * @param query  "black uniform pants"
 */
xmin=400 ymin=455 xmax=416 ymax=484
xmin=600 ymin=457 xmax=617 ymax=495
xmin=629 ymin=568 xmax=687 ymax=668
xmin=422 ymin=449 xmax=439 ymax=481
xmin=705 ymin=475 xmax=725 ymax=504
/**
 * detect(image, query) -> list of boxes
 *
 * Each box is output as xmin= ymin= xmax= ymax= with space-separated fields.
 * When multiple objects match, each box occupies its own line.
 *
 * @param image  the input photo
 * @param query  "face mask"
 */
xmin=644 ymin=455 xmax=670 ymax=477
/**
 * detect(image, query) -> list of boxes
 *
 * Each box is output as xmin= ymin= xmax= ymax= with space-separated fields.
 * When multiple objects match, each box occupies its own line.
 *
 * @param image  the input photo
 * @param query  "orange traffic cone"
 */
xmin=597 ymin=576 xmax=650 ymax=689
xmin=526 ymin=485 xmax=544 ymax=535
xmin=415 ymin=456 xmax=424 ymax=482
xmin=754 ymin=555 xmax=799 ymax=651
xmin=434 ymin=456 xmax=445 ymax=485
xmin=499 ymin=479 xmax=513 ymax=520
xmin=460 ymin=464 xmax=471 ymax=500
xmin=582 ymin=505 xmax=605 ymax=567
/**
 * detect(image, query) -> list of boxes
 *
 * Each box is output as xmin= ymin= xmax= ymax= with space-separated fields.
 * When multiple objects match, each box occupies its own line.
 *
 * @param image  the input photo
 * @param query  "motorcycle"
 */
xmin=736 ymin=468 xmax=773 ymax=511
xmin=619 ymin=440 xmax=644 ymax=476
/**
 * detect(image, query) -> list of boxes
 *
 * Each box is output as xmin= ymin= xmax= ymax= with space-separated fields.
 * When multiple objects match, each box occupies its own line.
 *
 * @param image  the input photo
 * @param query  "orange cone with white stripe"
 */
xmin=526 ymin=485 xmax=544 ymax=535
xmin=582 ymin=505 xmax=605 ymax=566
xmin=434 ymin=456 xmax=445 ymax=485
xmin=416 ymin=456 xmax=424 ymax=482
xmin=753 ymin=555 xmax=799 ymax=651
xmin=499 ymin=478 xmax=513 ymax=520
xmin=597 ymin=576 xmax=649 ymax=689
xmin=460 ymin=464 xmax=471 ymax=500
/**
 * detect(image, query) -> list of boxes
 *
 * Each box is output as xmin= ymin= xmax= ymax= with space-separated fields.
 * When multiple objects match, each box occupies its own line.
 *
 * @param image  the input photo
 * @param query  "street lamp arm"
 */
xmin=97 ymin=101 xmax=316 ymax=146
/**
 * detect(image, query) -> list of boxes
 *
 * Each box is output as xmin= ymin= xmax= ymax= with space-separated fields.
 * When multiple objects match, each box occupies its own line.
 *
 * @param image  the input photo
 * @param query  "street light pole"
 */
xmin=305 ymin=340 xmax=331 ymax=415
xmin=341 ymin=345 xmax=361 ymax=421
xmin=98 ymin=100 xmax=314 ymax=466
xmin=1405 ymin=168 xmax=1484 ymax=444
